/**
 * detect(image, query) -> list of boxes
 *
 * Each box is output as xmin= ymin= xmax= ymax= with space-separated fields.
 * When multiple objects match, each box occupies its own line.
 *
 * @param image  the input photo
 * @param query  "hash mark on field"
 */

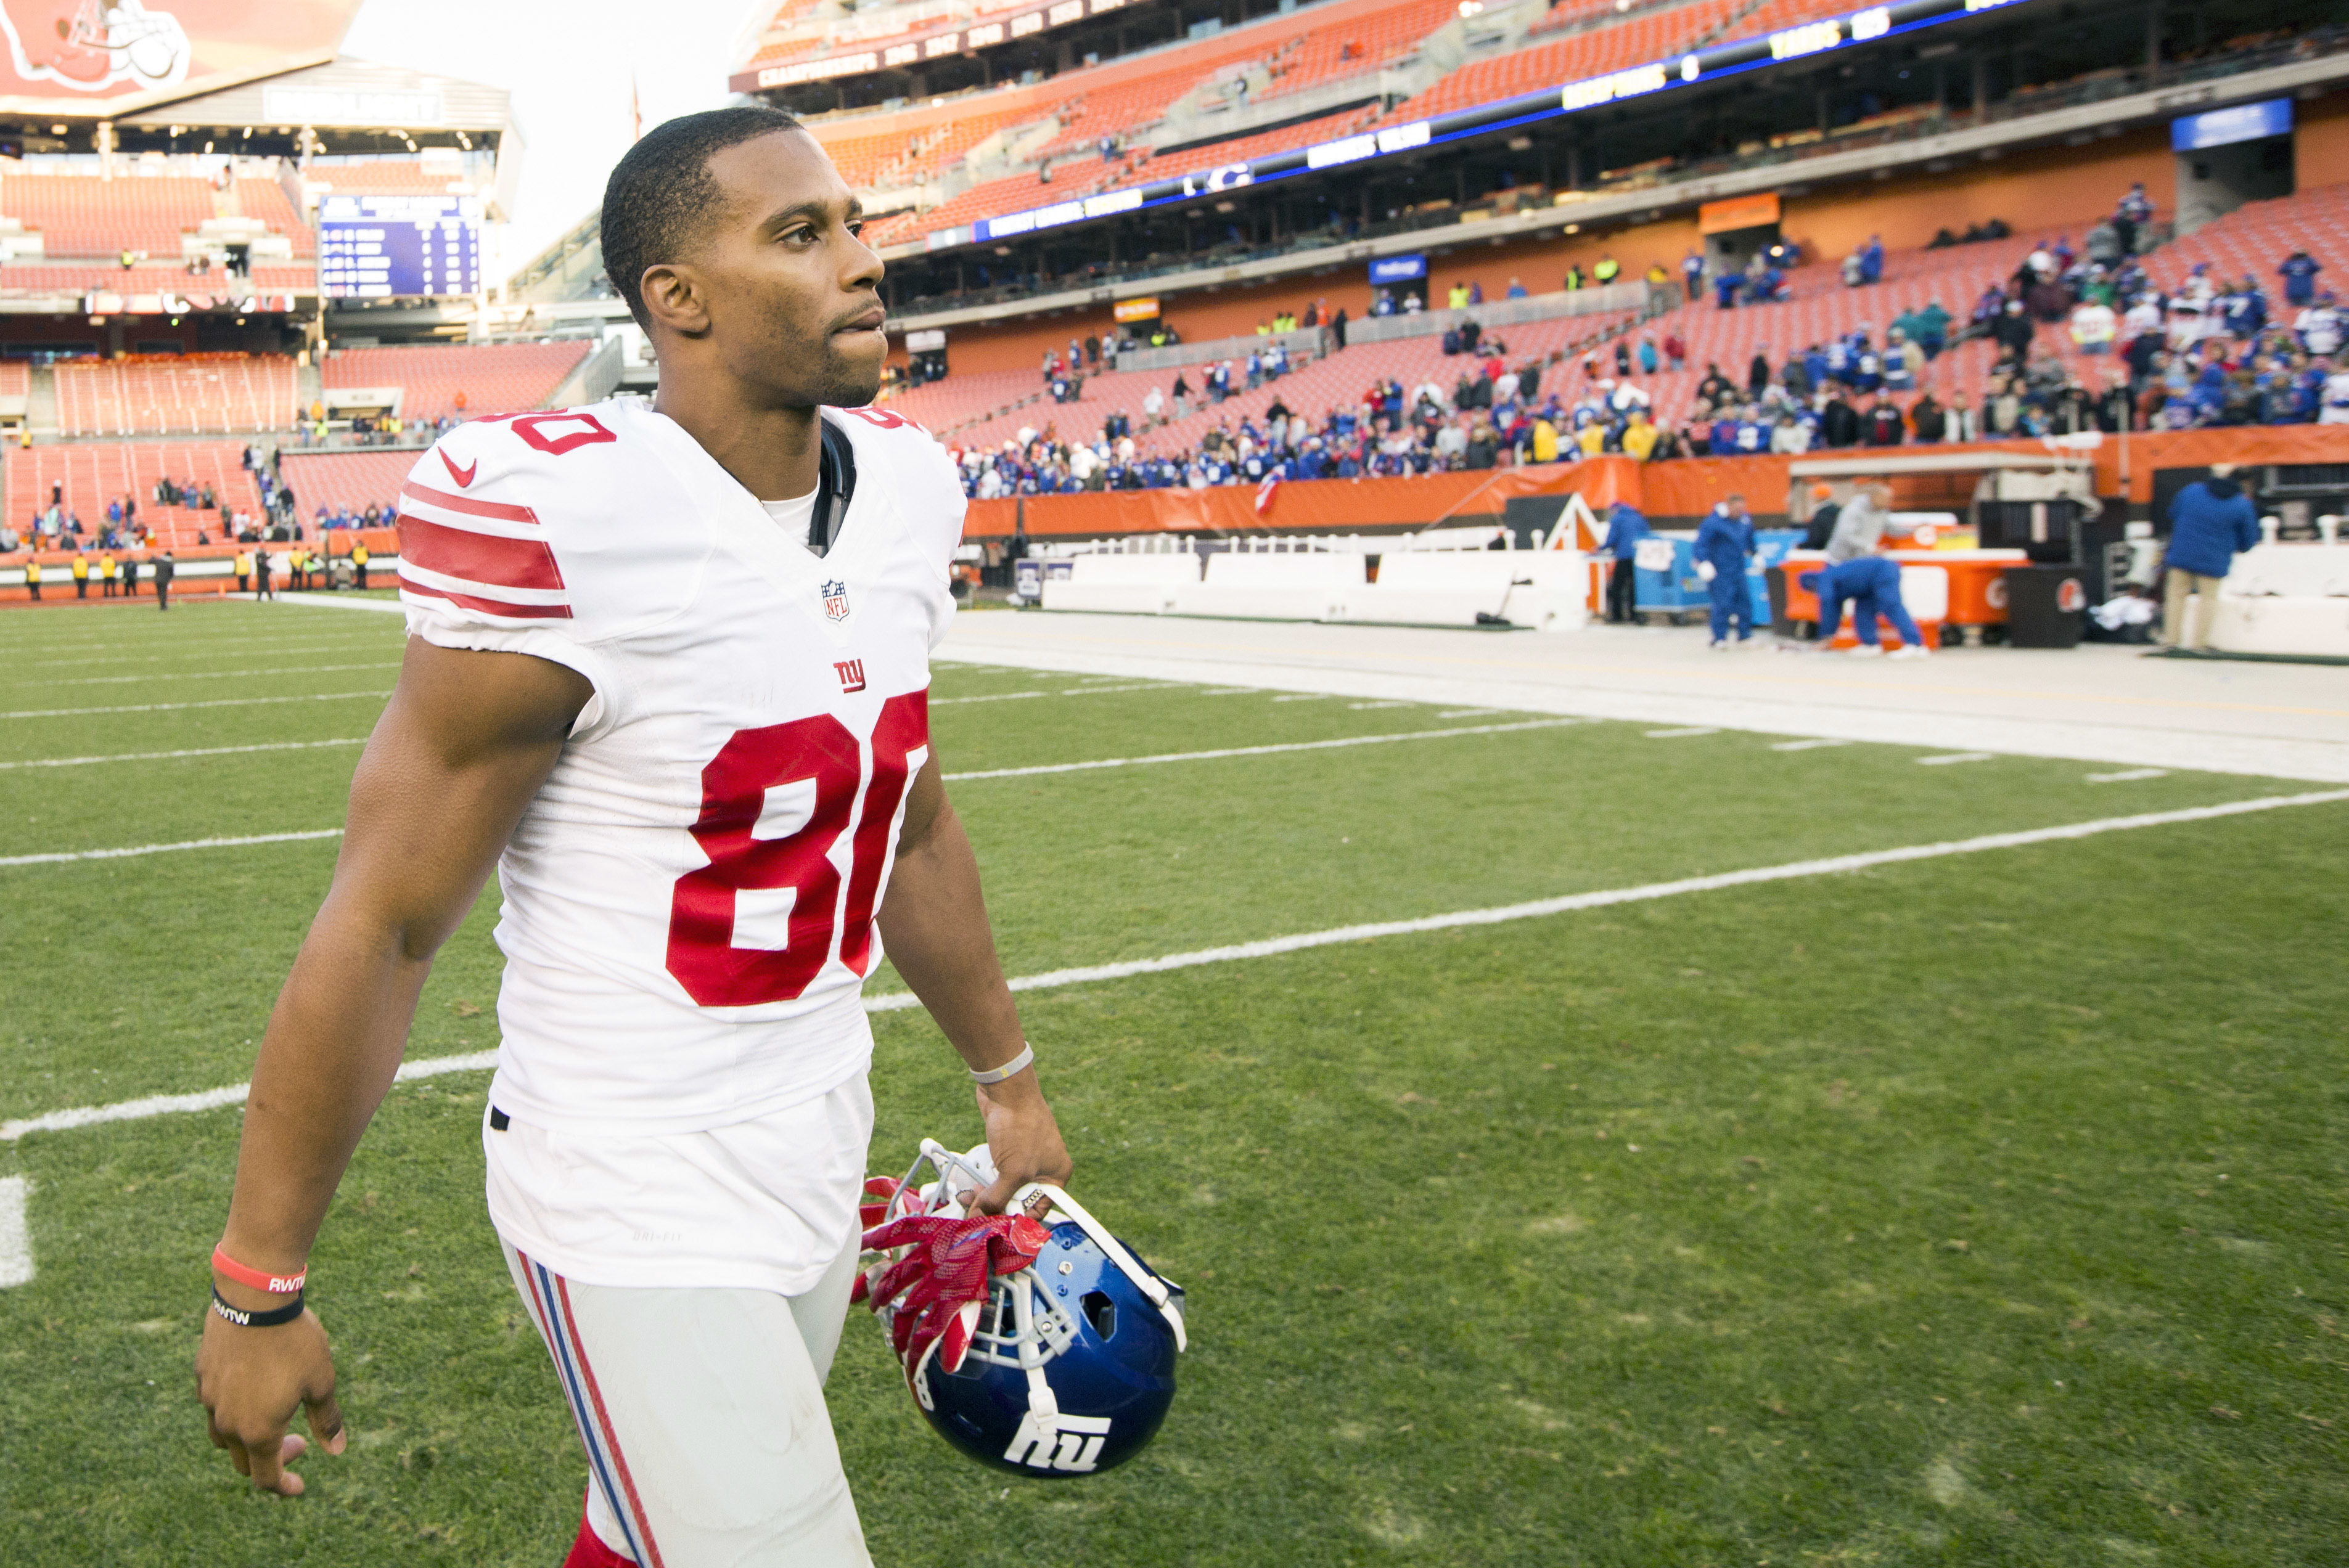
xmin=0 ymin=738 xmax=367 ymax=772
xmin=0 ymin=828 xmax=342 ymax=868
xmin=1438 ymin=708 xmax=1504 ymax=718
xmin=1645 ymin=727 xmax=1720 ymax=739
xmin=1917 ymin=752 xmax=1995 ymax=766
xmin=1771 ymin=738 xmax=1854 ymax=752
xmin=1270 ymin=693 xmax=1331 ymax=703
xmin=0 ymin=1177 xmax=29 ymax=1288
xmin=0 ymin=690 xmax=392 ymax=721
xmin=943 ymin=720 xmax=1581 ymax=783
xmin=15 ymin=792 xmax=2349 ymax=1143
xmin=2088 ymin=769 xmax=2169 ymax=783
xmin=1349 ymin=700 xmax=1414 ymax=710
xmin=1201 ymin=688 xmax=1261 ymax=696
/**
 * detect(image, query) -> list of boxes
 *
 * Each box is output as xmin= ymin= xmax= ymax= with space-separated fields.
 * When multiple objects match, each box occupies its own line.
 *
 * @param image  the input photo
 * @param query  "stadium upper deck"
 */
xmin=778 ymin=0 xmax=2349 ymax=338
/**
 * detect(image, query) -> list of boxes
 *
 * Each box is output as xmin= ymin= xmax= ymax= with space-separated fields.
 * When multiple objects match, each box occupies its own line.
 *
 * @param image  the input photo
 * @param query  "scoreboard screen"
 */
xmin=319 ymin=195 xmax=483 ymax=298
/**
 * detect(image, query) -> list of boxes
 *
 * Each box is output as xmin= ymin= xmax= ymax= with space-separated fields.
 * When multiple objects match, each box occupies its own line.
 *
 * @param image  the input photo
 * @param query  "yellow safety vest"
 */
xmin=100 ymin=555 xmax=115 ymax=579
xmin=351 ymin=545 xmax=369 ymax=565
xmin=72 ymin=556 xmax=88 ymax=579
xmin=23 ymin=561 xmax=36 ymax=584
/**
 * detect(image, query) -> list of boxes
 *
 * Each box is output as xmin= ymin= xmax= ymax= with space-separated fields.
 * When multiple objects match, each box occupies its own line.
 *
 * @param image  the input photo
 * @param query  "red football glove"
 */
xmin=858 ymin=1209 xmax=1051 ymax=1379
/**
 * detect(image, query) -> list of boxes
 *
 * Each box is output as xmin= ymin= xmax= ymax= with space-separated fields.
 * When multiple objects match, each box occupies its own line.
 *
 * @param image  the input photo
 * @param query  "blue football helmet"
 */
xmin=867 ymin=1140 xmax=1187 ymax=1479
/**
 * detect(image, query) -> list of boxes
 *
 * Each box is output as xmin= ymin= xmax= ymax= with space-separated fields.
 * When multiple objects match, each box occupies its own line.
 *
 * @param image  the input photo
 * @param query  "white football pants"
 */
xmin=501 ymin=1230 xmax=873 ymax=1566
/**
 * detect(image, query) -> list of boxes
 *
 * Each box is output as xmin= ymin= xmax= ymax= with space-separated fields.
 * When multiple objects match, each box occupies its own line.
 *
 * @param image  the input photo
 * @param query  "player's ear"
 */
xmin=641 ymin=263 xmax=710 ymax=338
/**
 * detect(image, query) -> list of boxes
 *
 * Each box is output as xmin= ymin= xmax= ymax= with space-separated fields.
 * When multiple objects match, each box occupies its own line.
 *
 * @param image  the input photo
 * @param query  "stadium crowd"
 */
xmin=952 ymin=188 xmax=2349 ymax=495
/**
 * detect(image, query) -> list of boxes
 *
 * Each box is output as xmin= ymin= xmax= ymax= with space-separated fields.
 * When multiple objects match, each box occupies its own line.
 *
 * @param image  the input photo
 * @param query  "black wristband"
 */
xmin=211 ymin=1284 xmax=305 ymax=1328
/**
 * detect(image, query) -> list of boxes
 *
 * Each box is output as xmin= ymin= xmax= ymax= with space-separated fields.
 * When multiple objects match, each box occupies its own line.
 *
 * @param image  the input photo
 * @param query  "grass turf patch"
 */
xmin=1 ymin=809 xmax=2343 ymax=1564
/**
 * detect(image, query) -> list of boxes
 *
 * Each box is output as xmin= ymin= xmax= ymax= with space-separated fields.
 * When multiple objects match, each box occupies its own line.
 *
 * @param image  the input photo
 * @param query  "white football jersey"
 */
xmin=396 ymin=399 xmax=963 ymax=1137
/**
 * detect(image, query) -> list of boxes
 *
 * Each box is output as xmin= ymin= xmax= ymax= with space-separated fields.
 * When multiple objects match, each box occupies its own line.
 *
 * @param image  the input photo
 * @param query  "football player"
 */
xmin=193 ymin=106 xmax=1072 ymax=1566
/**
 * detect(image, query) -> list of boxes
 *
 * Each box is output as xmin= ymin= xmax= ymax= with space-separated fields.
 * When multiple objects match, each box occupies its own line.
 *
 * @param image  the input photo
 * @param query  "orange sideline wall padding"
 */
xmin=959 ymin=428 xmax=2349 ymax=537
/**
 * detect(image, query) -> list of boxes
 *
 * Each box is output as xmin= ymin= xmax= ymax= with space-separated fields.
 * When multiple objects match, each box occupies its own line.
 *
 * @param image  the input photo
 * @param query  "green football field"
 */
xmin=1 ymin=598 xmax=2343 ymax=1567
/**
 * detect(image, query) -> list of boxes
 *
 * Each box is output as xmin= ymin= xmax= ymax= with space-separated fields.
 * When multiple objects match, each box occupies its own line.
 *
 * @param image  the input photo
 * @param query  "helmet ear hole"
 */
xmin=1080 ymin=1290 xmax=1117 ymax=1341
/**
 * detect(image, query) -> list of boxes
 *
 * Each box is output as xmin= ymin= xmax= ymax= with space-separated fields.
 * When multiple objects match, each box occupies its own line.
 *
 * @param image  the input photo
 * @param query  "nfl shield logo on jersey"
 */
xmin=821 ymin=579 xmax=851 ymax=622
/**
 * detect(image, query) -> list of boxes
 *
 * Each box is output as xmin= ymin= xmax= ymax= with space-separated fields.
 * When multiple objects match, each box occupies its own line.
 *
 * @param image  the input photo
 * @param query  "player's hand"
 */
xmin=970 ymin=1071 xmax=1072 ymax=1215
xmin=195 ymin=1301 xmax=346 ymax=1495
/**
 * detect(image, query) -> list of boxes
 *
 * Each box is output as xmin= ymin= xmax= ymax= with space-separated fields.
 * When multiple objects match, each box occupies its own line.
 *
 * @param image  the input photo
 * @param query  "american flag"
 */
xmin=1253 ymin=472 xmax=1281 ymax=515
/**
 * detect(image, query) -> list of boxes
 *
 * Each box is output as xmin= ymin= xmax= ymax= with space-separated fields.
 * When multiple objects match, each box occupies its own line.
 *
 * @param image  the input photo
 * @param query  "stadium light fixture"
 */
xmin=48 ymin=123 xmax=64 ymax=134
xmin=240 ymin=126 xmax=251 ymax=137
xmin=202 ymin=141 xmax=212 ymax=153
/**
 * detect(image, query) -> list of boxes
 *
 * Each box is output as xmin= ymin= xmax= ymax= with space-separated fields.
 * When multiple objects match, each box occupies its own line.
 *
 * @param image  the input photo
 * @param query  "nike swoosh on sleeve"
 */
xmin=439 ymin=449 xmax=478 ymax=488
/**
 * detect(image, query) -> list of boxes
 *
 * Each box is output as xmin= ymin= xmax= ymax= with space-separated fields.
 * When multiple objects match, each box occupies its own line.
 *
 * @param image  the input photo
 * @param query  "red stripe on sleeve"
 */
xmin=399 ymin=578 xmax=574 ymax=621
xmin=399 ymin=478 xmax=540 ymax=525
xmin=397 ymin=512 xmax=567 ymax=592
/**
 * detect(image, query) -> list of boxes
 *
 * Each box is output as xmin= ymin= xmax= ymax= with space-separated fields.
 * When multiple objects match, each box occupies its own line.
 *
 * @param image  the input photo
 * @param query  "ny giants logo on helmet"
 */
xmin=857 ymin=1140 xmax=1187 ymax=1480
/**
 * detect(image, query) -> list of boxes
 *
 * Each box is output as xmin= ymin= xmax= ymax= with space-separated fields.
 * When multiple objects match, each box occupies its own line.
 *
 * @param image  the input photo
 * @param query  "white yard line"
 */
xmin=1917 ymin=752 xmax=1995 ymax=766
xmin=225 ymin=593 xmax=404 ymax=615
xmin=0 ymin=1177 xmax=30 ymax=1287
xmin=1770 ymin=737 xmax=1854 ymax=752
xmin=2 ymin=1051 xmax=495 ymax=1145
xmin=0 ymin=828 xmax=342 ymax=868
xmin=10 ymin=788 xmax=2344 ymax=1148
xmin=2088 ymin=768 xmax=2169 ymax=783
xmin=931 ymin=682 xmax=1184 ymax=706
xmin=941 ymin=720 xmax=1581 ymax=782
xmin=33 ymin=641 xmax=383 ymax=668
xmin=41 ymin=661 xmax=398 ymax=688
xmin=15 ymin=788 xmax=2342 ymax=1147
xmin=1 ymin=690 xmax=391 ymax=721
xmin=1645 ymin=727 xmax=1721 ymax=739
xmin=0 ymin=738 xmax=367 ymax=772
xmin=0 ymin=724 xmax=1575 ymax=861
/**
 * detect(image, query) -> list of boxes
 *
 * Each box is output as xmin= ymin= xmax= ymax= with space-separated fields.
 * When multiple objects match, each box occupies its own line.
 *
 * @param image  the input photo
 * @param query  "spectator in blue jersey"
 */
xmin=1714 ymin=270 xmax=1740 ymax=309
xmin=1694 ymin=495 xmax=1758 ymax=648
xmin=2279 ymin=248 xmax=2322 ymax=307
xmin=2162 ymin=462 xmax=2260 ymax=652
xmin=1860 ymin=235 xmax=1885 ymax=284
xmin=1602 ymin=500 xmax=1648 ymax=624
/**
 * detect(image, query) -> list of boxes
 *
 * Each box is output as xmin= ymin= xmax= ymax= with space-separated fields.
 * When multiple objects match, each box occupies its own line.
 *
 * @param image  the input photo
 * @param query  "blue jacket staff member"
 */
xmin=1818 ymin=478 xmax=1930 ymax=659
xmin=1604 ymin=500 xmax=1648 ymax=624
xmin=1693 ymin=494 xmax=1757 ymax=647
xmin=2162 ymin=463 xmax=2260 ymax=654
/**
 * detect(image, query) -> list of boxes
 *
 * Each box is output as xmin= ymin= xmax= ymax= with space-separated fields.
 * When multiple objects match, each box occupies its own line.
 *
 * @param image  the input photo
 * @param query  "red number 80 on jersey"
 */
xmin=666 ymin=692 xmax=928 ymax=1006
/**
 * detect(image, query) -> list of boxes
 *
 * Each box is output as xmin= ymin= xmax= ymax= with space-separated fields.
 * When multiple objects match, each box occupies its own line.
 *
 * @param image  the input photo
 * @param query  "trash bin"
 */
xmin=1999 ymin=565 xmax=2089 ymax=648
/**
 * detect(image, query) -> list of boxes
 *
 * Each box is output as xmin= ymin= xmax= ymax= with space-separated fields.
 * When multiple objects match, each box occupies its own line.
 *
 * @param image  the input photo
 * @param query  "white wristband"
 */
xmin=969 ymin=1043 xmax=1034 ymax=1085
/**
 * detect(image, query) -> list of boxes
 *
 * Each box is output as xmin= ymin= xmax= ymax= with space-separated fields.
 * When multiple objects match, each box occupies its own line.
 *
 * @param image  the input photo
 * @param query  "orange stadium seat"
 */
xmin=321 ymin=342 xmax=595 ymax=423
xmin=6 ymin=439 xmax=260 ymax=547
xmin=52 ymin=354 xmax=298 ymax=436
xmin=233 ymin=178 xmax=315 ymax=256
xmin=0 ymin=174 xmax=217 ymax=258
xmin=277 ymin=449 xmax=418 ymax=523
xmin=1255 ymin=0 xmax=1459 ymax=103
xmin=0 ymin=361 xmax=25 ymax=399
xmin=305 ymin=160 xmax=477 ymax=197
xmin=877 ymin=367 xmax=1047 ymax=435
xmin=1383 ymin=0 xmax=1734 ymax=123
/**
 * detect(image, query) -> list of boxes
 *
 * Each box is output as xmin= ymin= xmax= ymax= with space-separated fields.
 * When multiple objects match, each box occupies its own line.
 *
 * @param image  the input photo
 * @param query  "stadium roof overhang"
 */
xmin=110 ymin=57 xmax=514 ymax=155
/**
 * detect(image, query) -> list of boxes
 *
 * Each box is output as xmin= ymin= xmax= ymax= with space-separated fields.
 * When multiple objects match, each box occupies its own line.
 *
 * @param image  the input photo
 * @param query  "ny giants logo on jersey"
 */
xmin=821 ymin=579 xmax=851 ymax=622
xmin=834 ymin=659 xmax=866 ymax=693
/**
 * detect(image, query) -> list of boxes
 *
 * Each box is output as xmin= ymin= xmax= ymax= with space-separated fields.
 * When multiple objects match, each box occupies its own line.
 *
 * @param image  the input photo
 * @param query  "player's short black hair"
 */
xmin=602 ymin=105 xmax=805 ymax=329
